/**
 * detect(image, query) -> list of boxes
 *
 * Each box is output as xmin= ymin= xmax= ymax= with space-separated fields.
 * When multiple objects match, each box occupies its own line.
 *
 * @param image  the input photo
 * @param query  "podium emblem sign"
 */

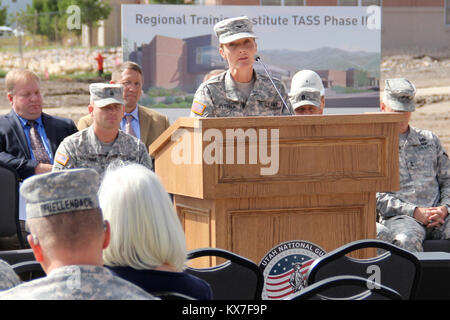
xmin=259 ymin=240 xmax=326 ymax=300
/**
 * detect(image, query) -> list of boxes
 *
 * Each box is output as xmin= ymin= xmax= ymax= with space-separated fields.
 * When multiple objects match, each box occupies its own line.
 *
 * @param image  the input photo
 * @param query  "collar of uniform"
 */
xmin=405 ymin=126 xmax=422 ymax=146
xmin=47 ymin=265 xmax=110 ymax=278
xmin=87 ymin=125 xmax=122 ymax=153
xmin=225 ymin=69 xmax=260 ymax=102
xmin=224 ymin=70 xmax=273 ymax=102
xmin=251 ymin=71 xmax=274 ymax=101
xmin=87 ymin=126 xmax=102 ymax=154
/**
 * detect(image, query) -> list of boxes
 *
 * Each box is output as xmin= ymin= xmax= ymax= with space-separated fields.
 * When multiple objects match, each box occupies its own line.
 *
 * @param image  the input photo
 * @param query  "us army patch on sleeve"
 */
xmin=191 ymin=100 xmax=206 ymax=116
xmin=55 ymin=152 xmax=69 ymax=166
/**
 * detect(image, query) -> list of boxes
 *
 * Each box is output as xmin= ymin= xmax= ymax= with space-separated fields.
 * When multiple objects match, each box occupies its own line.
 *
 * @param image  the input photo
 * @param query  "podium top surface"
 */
xmin=174 ymin=113 xmax=403 ymax=127
xmin=150 ymin=113 xmax=403 ymax=199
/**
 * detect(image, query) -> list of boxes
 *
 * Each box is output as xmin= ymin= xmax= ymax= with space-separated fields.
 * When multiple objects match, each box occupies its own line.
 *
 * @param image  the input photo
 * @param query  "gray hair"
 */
xmin=99 ymin=164 xmax=187 ymax=271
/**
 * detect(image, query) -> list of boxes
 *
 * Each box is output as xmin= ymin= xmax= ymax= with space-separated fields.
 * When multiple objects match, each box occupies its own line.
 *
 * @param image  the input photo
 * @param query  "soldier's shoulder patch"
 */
xmin=55 ymin=152 xmax=69 ymax=167
xmin=191 ymin=100 xmax=206 ymax=116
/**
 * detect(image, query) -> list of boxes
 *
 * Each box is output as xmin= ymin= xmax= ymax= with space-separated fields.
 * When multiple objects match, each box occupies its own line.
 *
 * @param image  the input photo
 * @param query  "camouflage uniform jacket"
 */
xmin=190 ymin=70 xmax=293 ymax=117
xmin=377 ymin=126 xmax=450 ymax=219
xmin=0 ymin=259 xmax=21 ymax=291
xmin=0 ymin=265 xmax=156 ymax=300
xmin=52 ymin=126 xmax=153 ymax=178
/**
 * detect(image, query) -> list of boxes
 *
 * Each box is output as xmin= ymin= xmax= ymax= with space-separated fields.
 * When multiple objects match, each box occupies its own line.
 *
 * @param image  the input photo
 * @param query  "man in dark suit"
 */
xmin=0 ymin=68 xmax=78 ymax=250
xmin=0 ymin=69 xmax=78 ymax=181
xmin=77 ymin=61 xmax=170 ymax=151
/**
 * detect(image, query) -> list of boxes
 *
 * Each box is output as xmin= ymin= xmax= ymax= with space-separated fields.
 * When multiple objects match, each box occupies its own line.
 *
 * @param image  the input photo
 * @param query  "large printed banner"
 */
xmin=122 ymin=4 xmax=381 ymax=110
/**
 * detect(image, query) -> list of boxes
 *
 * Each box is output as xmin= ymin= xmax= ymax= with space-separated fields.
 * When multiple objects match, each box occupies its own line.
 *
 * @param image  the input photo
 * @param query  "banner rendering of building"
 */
xmin=122 ymin=4 xmax=381 ymax=110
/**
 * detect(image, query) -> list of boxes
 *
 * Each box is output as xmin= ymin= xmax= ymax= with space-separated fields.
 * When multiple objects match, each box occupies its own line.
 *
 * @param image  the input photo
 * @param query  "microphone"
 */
xmin=254 ymin=54 xmax=293 ymax=115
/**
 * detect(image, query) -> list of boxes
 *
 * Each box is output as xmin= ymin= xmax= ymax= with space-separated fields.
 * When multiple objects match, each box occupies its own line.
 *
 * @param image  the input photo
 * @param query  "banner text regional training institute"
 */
xmin=135 ymin=13 xmax=371 ymax=28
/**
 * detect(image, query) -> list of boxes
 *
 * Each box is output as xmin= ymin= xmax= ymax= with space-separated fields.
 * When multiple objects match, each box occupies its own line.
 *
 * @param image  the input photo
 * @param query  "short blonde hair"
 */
xmin=99 ymin=164 xmax=187 ymax=271
xmin=5 ymin=69 xmax=40 ymax=94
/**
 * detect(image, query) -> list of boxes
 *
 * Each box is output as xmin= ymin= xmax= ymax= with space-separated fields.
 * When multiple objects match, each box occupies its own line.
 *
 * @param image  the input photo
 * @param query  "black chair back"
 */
xmin=186 ymin=248 xmax=264 ymax=300
xmin=12 ymin=260 xmax=45 ymax=282
xmin=306 ymin=239 xmax=421 ymax=300
xmin=0 ymin=249 xmax=35 ymax=265
xmin=288 ymin=275 xmax=403 ymax=300
xmin=0 ymin=162 xmax=25 ymax=248
xmin=423 ymin=240 xmax=450 ymax=253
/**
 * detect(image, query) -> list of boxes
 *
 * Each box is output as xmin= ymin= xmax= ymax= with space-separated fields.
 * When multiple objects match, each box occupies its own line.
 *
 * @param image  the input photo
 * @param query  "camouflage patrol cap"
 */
xmin=214 ymin=16 xmax=256 ymax=44
xmin=20 ymin=169 xmax=100 ymax=219
xmin=289 ymin=88 xmax=321 ymax=109
xmin=89 ymin=83 xmax=124 ymax=108
xmin=384 ymin=78 xmax=416 ymax=112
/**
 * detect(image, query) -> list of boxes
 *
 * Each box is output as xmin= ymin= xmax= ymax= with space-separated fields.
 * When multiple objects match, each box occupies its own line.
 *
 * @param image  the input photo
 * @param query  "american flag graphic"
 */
xmin=264 ymin=254 xmax=315 ymax=300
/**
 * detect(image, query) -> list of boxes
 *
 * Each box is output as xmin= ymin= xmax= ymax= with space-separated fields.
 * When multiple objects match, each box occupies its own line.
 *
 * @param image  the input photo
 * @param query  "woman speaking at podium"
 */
xmin=190 ymin=16 xmax=293 ymax=118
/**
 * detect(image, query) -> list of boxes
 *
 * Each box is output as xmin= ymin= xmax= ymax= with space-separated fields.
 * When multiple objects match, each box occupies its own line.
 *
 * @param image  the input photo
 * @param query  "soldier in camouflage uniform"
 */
xmin=0 ymin=259 xmax=21 ymax=291
xmin=0 ymin=169 xmax=156 ymax=299
xmin=288 ymin=70 xmax=326 ymax=115
xmin=190 ymin=16 xmax=293 ymax=118
xmin=376 ymin=78 xmax=450 ymax=252
xmin=52 ymin=83 xmax=152 ymax=178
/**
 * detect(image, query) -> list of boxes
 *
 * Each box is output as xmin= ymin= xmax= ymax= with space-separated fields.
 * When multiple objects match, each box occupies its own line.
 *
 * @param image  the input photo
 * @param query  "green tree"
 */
xmin=15 ymin=0 xmax=110 ymax=45
xmin=13 ymin=0 xmax=61 ymax=41
xmin=54 ymin=0 xmax=111 ymax=47
xmin=75 ymin=0 xmax=111 ymax=47
xmin=0 ymin=0 xmax=8 ymax=26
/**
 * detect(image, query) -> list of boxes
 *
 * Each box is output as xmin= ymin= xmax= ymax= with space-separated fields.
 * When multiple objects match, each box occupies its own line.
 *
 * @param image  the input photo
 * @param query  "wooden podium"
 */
xmin=150 ymin=113 xmax=404 ymax=263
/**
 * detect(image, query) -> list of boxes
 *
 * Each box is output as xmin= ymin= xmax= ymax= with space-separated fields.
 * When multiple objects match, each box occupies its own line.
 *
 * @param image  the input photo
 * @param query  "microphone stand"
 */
xmin=255 ymin=55 xmax=293 ymax=115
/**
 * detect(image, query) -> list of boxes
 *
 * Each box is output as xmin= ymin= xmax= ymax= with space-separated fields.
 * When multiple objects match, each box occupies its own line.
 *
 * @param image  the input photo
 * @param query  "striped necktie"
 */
xmin=125 ymin=114 xmax=137 ymax=137
xmin=27 ymin=120 xmax=51 ymax=164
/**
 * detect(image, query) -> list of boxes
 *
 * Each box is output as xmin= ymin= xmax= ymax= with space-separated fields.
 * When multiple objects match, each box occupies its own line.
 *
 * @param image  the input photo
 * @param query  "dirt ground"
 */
xmin=0 ymin=78 xmax=90 ymax=122
xmin=0 ymin=53 xmax=449 ymax=152
xmin=379 ymin=54 xmax=450 ymax=152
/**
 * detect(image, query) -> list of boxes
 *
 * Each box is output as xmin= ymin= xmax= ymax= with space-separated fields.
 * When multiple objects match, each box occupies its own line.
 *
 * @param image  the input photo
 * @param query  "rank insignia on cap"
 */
xmin=191 ymin=101 xmax=206 ymax=115
xmin=55 ymin=152 xmax=69 ymax=166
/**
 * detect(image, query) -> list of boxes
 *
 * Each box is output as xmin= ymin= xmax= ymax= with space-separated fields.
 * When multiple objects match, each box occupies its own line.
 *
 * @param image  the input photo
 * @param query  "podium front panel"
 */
xmin=150 ymin=114 xmax=403 ymax=264
xmin=200 ymin=120 xmax=399 ymax=199
xmin=175 ymin=192 xmax=377 ymax=264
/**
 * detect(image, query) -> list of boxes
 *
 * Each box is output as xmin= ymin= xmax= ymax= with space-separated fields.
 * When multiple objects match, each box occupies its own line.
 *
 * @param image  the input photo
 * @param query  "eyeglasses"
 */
xmin=121 ymin=81 xmax=142 ymax=89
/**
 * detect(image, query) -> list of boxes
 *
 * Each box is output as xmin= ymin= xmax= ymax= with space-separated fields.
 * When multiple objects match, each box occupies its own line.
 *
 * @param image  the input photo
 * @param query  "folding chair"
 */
xmin=306 ymin=239 xmax=421 ymax=300
xmin=12 ymin=260 xmax=45 ymax=282
xmin=0 ymin=163 xmax=25 ymax=248
xmin=186 ymin=248 xmax=264 ymax=300
xmin=288 ymin=275 xmax=403 ymax=300
xmin=0 ymin=248 xmax=35 ymax=265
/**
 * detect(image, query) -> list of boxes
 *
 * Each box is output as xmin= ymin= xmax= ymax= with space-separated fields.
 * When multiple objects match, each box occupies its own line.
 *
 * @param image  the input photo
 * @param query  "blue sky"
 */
xmin=2 ymin=0 xmax=32 ymax=15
